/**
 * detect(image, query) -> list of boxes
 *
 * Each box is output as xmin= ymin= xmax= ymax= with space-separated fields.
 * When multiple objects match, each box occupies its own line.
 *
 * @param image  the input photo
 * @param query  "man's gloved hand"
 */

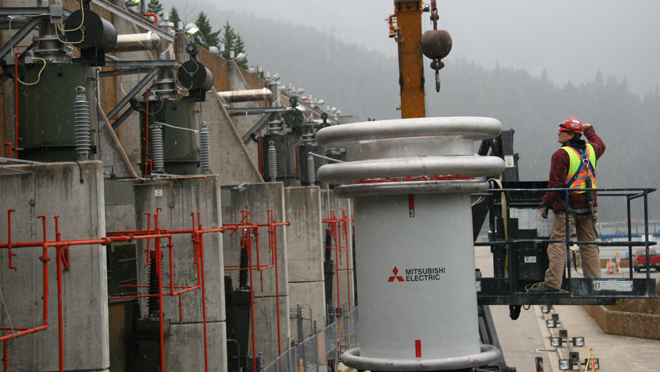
xmin=539 ymin=202 xmax=551 ymax=219
xmin=583 ymin=123 xmax=592 ymax=129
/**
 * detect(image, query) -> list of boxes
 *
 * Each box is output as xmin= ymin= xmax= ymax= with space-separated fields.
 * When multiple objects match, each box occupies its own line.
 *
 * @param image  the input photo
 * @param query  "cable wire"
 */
xmin=17 ymin=58 xmax=47 ymax=86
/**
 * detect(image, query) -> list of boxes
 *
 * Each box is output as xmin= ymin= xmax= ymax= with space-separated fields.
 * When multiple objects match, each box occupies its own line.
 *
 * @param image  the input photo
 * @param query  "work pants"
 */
xmin=544 ymin=211 xmax=601 ymax=289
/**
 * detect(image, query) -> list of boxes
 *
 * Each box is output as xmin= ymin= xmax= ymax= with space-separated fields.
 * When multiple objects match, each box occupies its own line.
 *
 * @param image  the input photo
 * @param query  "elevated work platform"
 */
xmin=478 ymin=277 xmax=657 ymax=306
xmin=473 ymin=181 xmax=658 ymax=306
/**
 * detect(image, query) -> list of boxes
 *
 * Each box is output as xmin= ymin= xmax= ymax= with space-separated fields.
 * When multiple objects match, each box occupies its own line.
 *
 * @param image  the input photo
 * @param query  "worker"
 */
xmin=530 ymin=117 xmax=606 ymax=292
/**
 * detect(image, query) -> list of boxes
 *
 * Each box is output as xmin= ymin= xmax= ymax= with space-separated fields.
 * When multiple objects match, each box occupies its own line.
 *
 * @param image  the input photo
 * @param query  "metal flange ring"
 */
xmin=317 ymin=155 xmax=505 ymax=184
xmin=332 ymin=179 xmax=489 ymax=198
xmin=316 ymin=117 xmax=502 ymax=147
xmin=341 ymin=344 xmax=501 ymax=371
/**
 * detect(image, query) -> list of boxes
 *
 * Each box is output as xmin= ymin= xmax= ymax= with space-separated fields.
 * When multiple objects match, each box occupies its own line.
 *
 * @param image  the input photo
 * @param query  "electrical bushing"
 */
xmin=316 ymin=117 xmax=504 ymax=371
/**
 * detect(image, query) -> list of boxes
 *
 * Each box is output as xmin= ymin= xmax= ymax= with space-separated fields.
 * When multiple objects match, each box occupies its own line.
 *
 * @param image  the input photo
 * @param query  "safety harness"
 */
xmin=559 ymin=145 xmax=598 ymax=225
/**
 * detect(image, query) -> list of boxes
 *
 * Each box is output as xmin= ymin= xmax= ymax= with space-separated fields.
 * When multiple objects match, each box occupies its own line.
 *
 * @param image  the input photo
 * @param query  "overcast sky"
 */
xmin=159 ymin=0 xmax=660 ymax=93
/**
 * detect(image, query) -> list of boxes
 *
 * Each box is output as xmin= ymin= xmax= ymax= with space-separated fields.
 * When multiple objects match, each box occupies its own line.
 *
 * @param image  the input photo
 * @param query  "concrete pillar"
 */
xmin=133 ymin=175 xmax=226 ymax=372
xmin=284 ymin=186 xmax=326 ymax=341
xmin=0 ymin=161 xmax=109 ymax=372
xmin=321 ymin=190 xmax=356 ymax=311
xmin=221 ymin=182 xmax=290 ymax=365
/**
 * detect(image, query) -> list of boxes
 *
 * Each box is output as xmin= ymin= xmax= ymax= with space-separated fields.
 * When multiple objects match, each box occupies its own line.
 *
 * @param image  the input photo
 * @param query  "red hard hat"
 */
xmin=559 ymin=117 xmax=583 ymax=134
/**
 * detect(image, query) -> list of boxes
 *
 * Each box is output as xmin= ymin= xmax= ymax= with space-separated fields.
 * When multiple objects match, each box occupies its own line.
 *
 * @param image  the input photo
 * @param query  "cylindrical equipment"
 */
xmin=73 ymin=86 xmax=91 ymax=161
xmin=199 ymin=122 xmax=211 ymax=174
xmin=316 ymin=117 xmax=504 ymax=371
xmin=63 ymin=9 xmax=117 ymax=51
xmin=150 ymin=123 xmax=165 ymax=174
xmin=113 ymin=32 xmax=161 ymax=52
xmin=177 ymin=60 xmax=214 ymax=91
xmin=268 ymin=141 xmax=277 ymax=182
xmin=217 ymin=88 xmax=272 ymax=103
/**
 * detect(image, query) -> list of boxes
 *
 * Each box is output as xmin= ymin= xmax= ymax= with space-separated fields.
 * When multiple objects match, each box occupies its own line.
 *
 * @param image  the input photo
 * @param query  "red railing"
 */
xmin=223 ymin=210 xmax=291 ymax=360
xmin=1 ymin=208 xmax=290 ymax=372
xmin=322 ymin=209 xmax=354 ymax=351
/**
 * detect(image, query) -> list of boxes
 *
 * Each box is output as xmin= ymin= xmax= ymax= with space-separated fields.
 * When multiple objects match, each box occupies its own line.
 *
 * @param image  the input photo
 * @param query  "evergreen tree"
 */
xmin=169 ymin=7 xmax=181 ymax=30
xmin=234 ymin=34 xmax=248 ymax=69
xmin=146 ymin=0 xmax=164 ymax=19
xmin=220 ymin=22 xmax=238 ymax=60
xmin=194 ymin=11 xmax=220 ymax=48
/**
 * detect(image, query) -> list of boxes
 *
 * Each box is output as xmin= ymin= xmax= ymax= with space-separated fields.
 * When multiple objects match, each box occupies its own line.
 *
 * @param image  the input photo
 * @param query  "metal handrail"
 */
xmin=479 ymin=186 xmax=657 ymax=293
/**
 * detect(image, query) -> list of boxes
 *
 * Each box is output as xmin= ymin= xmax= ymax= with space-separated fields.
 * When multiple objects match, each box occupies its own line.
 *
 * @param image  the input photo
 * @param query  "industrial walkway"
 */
xmin=478 ymin=246 xmax=660 ymax=371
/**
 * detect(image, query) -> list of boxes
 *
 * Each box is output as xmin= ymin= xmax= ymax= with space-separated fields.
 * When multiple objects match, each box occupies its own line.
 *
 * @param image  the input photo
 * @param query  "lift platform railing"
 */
xmin=473 ymin=186 xmax=657 ymax=306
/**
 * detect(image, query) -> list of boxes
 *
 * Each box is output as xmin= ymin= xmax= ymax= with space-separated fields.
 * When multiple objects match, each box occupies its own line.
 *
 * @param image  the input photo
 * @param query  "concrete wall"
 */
xmin=284 ymin=187 xmax=327 ymax=341
xmin=221 ymin=182 xmax=291 ymax=365
xmin=227 ymin=61 xmax=262 ymax=166
xmin=133 ymin=175 xmax=226 ymax=372
xmin=0 ymin=161 xmax=109 ymax=372
xmin=321 ymin=190 xmax=356 ymax=310
xmin=201 ymin=89 xmax=263 ymax=185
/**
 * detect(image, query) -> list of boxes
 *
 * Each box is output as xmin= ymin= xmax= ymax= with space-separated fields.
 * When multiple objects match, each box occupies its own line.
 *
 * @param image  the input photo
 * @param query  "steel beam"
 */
xmin=111 ymin=107 xmax=135 ymax=130
xmin=103 ymin=60 xmax=181 ymax=69
xmin=106 ymin=67 xmax=161 ymax=120
xmin=241 ymin=113 xmax=272 ymax=145
xmin=0 ymin=8 xmax=50 ymax=16
xmin=0 ymin=15 xmax=46 ymax=60
xmin=226 ymin=107 xmax=287 ymax=116
xmin=91 ymin=0 xmax=175 ymax=43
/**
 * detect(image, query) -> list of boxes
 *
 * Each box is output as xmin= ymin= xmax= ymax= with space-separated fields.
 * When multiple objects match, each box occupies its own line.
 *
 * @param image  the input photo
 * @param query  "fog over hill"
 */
xmin=157 ymin=1 xmax=660 ymax=222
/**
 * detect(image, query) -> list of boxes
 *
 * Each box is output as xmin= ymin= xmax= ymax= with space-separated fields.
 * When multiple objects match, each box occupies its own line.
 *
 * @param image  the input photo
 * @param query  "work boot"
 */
xmin=528 ymin=284 xmax=560 ymax=293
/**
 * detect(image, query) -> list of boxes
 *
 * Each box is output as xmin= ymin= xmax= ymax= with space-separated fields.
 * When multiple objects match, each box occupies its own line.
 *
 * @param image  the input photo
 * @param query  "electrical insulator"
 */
xmin=199 ymin=122 xmax=211 ymax=174
xmin=268 ymin=141 xmax=277 ymax=182
xmin=150 ymin=124 xmax=165 ymax=174
xmin=73 ymin=86 xmax=90 ymax=161
xmin=307 ymin=154 xmax=316 ymax=184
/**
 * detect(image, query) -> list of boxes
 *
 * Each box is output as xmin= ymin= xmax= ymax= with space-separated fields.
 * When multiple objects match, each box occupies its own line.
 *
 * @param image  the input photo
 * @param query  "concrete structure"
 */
xmin=221 ymin=182 xmax=291 ymax=365
xmin=0 ymin=1 xmax=349 ymax=371
xmin=0 ymin=162 xmax=109 ymax=371
xmin=284 ymin=186 xmax=327 ymax=341
xmin=321 ymin=190 xmax=355 ymax=311
xmin=134 ymin=176 xmax=226 ymax=371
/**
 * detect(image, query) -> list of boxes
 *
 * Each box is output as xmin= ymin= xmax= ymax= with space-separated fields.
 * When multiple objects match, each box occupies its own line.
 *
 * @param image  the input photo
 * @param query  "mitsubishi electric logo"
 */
xmin=388 ymin=266 xmax=405 ymax=282
xmin=387 ymin=266 xmax=446 ymax=282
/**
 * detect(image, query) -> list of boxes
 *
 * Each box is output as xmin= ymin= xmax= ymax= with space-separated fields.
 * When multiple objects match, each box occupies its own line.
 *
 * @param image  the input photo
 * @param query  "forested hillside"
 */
xmin=193 ymin=6 xmax=660 ymax=222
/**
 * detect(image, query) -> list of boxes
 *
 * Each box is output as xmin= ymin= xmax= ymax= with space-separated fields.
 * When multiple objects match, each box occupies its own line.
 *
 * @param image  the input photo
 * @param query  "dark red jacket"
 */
xmin=541 ymin=126 xmax=606 ymax=212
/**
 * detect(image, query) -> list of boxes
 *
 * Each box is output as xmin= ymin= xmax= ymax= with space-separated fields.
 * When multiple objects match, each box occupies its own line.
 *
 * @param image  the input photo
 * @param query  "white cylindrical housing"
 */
xmin=355 ymin=192 xmax=480 ymax=360
xmin=217 ymin=88 xmax=273 ymax=103
xmin=113 ymin=33 xmax=161 ymax=52
xmin=316 ymin=117 xmax=503 ymax=370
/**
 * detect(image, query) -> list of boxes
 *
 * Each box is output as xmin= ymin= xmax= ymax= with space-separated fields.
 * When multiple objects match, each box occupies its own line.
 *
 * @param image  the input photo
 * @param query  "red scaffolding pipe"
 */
xmin=223 ymin=210 xmax=290 ymax=361
xmin=322 ymin=209 xmax=355 ymax=351
xmin=13 ymin=53 xmax=20 ymax=159
xmin=2 ymin=208 xmax=290 ymax=372
xmin=3 ymin=143 xmax=12 ymax=162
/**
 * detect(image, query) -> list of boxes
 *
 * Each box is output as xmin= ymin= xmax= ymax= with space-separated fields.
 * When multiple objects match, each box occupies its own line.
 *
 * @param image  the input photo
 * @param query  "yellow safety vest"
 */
xmin=562 ymin=144 xmax=597 ymax=193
